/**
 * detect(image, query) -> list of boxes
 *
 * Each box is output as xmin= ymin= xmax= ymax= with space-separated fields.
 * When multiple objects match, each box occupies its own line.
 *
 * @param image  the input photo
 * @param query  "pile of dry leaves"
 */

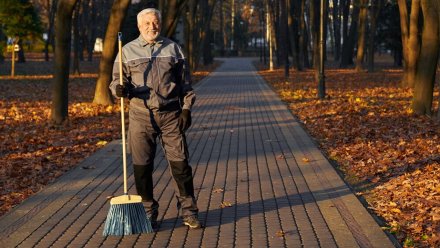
xmin=0 ymin=59 xmax=217 ymax=218
xmin=258 ymin=65 xmax=439 ymax=247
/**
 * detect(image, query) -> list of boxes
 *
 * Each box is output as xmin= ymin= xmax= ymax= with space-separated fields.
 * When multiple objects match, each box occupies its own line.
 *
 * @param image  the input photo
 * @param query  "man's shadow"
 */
xmin=154 ymin=184 xmax=352 ymax=231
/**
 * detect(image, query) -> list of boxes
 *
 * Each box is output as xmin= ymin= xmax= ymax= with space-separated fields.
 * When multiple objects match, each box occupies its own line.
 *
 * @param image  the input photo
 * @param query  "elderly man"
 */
xmin=109 ymin=8 xmax=200 ymax=229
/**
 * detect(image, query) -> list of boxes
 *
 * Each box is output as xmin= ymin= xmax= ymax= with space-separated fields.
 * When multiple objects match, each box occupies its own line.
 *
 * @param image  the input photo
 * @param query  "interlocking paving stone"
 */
xmin=0 ymin=58 xmax=397 ymax=248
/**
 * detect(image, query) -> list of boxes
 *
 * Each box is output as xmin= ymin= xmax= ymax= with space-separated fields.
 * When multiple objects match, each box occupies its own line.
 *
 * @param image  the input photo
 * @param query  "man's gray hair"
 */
xmin=137 ymin=8 xmax=162 ymax=24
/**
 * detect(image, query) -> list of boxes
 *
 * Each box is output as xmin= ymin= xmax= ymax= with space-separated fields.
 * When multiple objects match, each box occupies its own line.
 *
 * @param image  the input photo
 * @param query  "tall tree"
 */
xmin=375 ymin=2 xmax=402 ymax=66
xmin=355 ymin=0 xmax=368 ymax=72
xmin=279 ymin=0 xmax=289 ymax=78
xmin=397 ymin=0 xmax=421 ymax=87
xmin=340 ymin=0 xmax=350 ymax=62
xmin=340 ymin=0 xmax=359 ymax=67
xmin=184 ymin=0 xmax=217 ymax=72
xmin=288 ymin=0 xmax=301 ymax=70
xmin=47 ymin=0 xmax=57 ymax=61
xmin=93 ymin=0 xmax=131 ymax=105
xmin=85 ymin=0 xmax=96 ymax=61
xmin=310 ymin=0 xmax=320 ymax=70
xmin=72 ymin=0 xmax=81 ymax=75
xmin=51 ymin=0 xmax=79 ymax=124
xmin=412 ymin=0 xmax=439 ymax=115
xmin=367 ymin=0 xmax=383 ymax=72
xmin=161 ymin=0 xmax=188 ymax=37
xmin=299 ymin=0 xmax=309 ymax=68
xmin=332 ymin=0 xmax=341 ymax=61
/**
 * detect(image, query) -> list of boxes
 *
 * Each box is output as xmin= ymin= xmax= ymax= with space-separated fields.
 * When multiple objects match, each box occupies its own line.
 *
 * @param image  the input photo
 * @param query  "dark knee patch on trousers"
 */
xmin=169 ymin=160 xmax=194 ymax=197
xmin=133 ymin=164 xmax=154 ymax=201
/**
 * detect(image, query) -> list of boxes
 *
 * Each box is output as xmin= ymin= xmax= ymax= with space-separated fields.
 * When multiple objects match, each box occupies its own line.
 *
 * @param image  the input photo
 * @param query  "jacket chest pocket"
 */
xmin=157 ymin=57 xmax=176 ymax=83
xmin=128 ymin=58 xmax=151 ymax=85
xmin=157 ymin=57 xmax=179 ymax=99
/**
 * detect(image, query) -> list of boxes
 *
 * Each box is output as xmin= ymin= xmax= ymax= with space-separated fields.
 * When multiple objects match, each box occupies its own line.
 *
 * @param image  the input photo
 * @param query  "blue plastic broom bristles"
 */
xmin=102 ymin=202 xmax=153 ymax=236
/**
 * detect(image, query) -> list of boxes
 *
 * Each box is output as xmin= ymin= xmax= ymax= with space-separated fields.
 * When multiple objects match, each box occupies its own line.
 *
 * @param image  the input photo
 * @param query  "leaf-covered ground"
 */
xmin=0 ymin=58 xmax=217 ymax=218
xmin=257 ymin=64 xmax=440 ymax=247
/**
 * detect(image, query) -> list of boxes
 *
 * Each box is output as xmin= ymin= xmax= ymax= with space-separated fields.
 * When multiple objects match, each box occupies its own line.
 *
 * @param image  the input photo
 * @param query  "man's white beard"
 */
xmin=143 ymin=31 xmax=159 ymax=43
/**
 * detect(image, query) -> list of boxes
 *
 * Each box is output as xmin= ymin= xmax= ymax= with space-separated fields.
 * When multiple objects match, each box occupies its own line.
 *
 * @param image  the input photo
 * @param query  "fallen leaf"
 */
xmin=276 ymin=155 xmax=285 ymax=160
xmin=96 ymin=140 xmax=108 ymax=146
xmin=220 ymin=201 xmax=232 ymax=208
xmin=391 ymin=208 xmax=402 ymax=214
xmin=213 ymin=188 xmax=224 ymax=193
xmin=275 ymin=230 xmax=285 ymax=237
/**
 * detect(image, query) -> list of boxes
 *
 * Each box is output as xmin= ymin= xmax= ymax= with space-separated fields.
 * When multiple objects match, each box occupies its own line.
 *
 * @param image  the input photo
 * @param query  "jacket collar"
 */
xmin=138 ymin=35 xmax=164 ymax=48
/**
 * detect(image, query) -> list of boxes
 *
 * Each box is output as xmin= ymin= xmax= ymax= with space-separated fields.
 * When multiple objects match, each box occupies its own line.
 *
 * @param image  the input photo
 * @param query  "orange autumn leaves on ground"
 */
xmin=0 ymin=76 xmax=122 ymax=217
xmin=258 ymin=67 xmax=439 ymax=248
xmin=0 ymin=61 xmax=217 ymax=218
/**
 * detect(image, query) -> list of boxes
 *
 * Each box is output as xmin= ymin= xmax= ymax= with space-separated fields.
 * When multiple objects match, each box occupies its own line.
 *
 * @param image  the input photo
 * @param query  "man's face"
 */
xmin=138 ymin=13 xmax=161 ymax=43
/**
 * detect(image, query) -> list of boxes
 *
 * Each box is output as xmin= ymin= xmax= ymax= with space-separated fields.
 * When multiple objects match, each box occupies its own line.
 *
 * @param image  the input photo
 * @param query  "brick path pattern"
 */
xmin=0 ymin=58 xmax=396 ymax=248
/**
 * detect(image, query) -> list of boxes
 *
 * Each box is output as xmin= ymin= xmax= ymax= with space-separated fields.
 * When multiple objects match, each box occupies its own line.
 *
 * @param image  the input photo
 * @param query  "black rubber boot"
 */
xmin=169 ymin=160 xmax=195 ymax=198
xmin=133 ymin=164 xmax=159 ymax=229
xmin=133 ymin=164 xmax=154 ymax=200
xmin=169 ymin=160 xmax=199 ymax=217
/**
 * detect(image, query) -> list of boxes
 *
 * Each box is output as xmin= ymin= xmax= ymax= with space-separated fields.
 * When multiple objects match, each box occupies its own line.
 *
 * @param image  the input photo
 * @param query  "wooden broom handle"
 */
xmin=118 ymin=32 xmax=128 ymax=195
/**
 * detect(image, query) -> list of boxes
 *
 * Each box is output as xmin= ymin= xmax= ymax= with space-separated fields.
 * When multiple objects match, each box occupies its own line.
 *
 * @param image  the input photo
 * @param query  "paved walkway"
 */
xmin=0 ymin=58 xmax=396 ymax=247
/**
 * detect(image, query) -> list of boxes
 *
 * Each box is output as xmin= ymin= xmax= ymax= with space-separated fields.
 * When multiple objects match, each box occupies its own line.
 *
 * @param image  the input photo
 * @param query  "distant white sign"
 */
xmin=94 ymin=38 xmax=103 ymax=52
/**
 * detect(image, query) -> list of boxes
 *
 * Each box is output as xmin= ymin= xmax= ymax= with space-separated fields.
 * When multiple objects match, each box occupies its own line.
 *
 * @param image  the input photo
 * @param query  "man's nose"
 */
xmin=147 ymin=23 xmax=156 ymax=29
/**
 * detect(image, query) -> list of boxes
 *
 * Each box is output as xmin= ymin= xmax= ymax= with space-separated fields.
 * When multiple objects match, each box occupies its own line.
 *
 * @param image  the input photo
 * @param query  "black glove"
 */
xmin=179 ymin=109 xmax=192 ymax=132
xmin=116 ymin=84 xmax=129 ymax=98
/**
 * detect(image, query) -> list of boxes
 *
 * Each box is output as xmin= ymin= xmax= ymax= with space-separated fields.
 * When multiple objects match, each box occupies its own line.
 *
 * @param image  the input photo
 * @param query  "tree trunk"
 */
xmin=93 ymin=0 xmax=130 ymax=105
xmin=72 ymin=1 xmax=81 ymax=75
xmin=299 ymin=0 xmax=309 ymax=68
xmin=333 ymin=0 xmax=341 ymax=61
xmin=87 ymin=0 xmax=96 ymax=61
xmin=407 ymin=1 xmax=421 ymax=88
xmin=274 ymin=0 xmax=281 ymax=67
xmin=367 ymin=0 xmax=383 ymax=72
xmin=51 ymin=0 xmax=79 ymax=125
xmin=412 ymin=0 xmax=439 ymax=115
xmin=310 ymin=0 xmax=320 ymax=80
xmin=195 ymin=0 xmax=217 ymax=71
xmin=340 ymin=0 xmax=349 ymax=62
xmin=219 ymin=0 xmax=225 ymax=56
xmin=288 ymin=0 xmax=301 ymax=71
xmin=202 ymin=28 xmax=213 ymax=65
xmin=279 ymin=0 xmax=289 ymax=78
xmin=266 ymin=0 xmax=276 ymax=70
xmin=397 ymin=0 xmax=421 ymax=87
xmin=45 ymin=0 xmax=57 ymax=62
xmin=161 ymin=0 xmax=187 ymax=38
xmin=397 ymin=0 xmax=409 ymax=84
xmin=269 ymin=2 xmax=278 ymax=67
xmin=340 ymin=0 xmax=359 ymax=67
xmin=185 ymin=0 xmax=196 ymax=71
xmin=79 ymin=0 xmax=90 ymax=62
xmin=355 ymin=0 xmax=368 ymax=72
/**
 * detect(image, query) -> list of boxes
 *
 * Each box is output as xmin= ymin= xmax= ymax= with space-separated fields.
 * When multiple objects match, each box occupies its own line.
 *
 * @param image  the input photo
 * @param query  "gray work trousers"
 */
xmin=128 ymin=105 xmax=198 ymax=217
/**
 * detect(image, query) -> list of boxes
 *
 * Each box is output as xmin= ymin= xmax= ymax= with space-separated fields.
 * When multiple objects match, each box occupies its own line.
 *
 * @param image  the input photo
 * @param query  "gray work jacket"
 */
xmin=109 ymin=35 xmax=195 ymax=111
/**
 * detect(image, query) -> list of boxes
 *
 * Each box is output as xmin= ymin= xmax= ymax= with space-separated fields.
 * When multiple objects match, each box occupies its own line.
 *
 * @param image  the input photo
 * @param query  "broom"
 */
xmin=102 ymin=32 xmax=153 ymax=236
